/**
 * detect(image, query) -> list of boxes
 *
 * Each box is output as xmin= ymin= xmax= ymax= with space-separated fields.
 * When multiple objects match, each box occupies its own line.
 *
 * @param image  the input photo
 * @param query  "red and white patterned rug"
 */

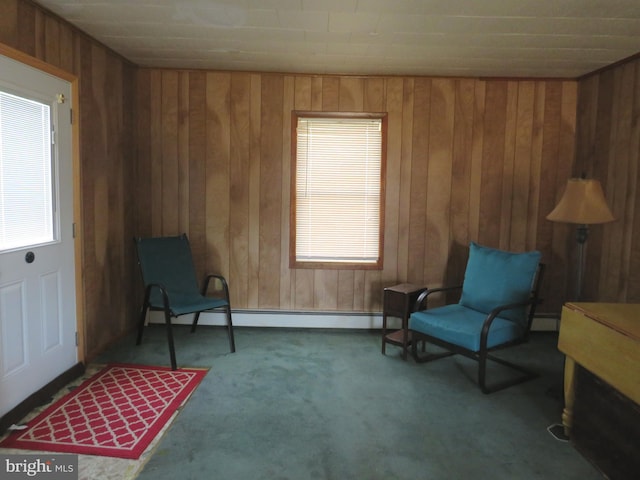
xmin=0 ymin=364 xmax=207 ymax=459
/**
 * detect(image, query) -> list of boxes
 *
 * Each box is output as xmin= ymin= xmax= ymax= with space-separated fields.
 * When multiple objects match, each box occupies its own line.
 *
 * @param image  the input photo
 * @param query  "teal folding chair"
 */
xmin=409 ymin=242 xmax=544 ymax=393
xmin=134 ymin=234 xmax=235 ymax=369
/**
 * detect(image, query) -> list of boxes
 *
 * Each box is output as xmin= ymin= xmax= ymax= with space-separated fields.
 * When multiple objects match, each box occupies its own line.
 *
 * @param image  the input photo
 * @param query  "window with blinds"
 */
xmin=291 ymin=112 xmax=387 ymax=269
xmin=0 ymin=90 xmax=54 ymax=252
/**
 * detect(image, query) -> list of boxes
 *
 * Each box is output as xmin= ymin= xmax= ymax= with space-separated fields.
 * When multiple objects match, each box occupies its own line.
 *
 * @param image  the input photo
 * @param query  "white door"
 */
xmin=0 ymin=54 xmax=77 ymax=418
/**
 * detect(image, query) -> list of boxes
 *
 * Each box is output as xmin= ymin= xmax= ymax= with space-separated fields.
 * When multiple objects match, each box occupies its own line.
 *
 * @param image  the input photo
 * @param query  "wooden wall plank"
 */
xmin=149 ymin=70 xmax=162 ymax=236
xmin=161 ymin=71 xmax=179 ymax=235
xmin=188 ymin=71 xmax=207 ymax=279
xmin=0 ymin=0 xmax=18 ymax=46
xmin=178 ymin=72 xmax=190 ymax=235
xmin=16 ymin=0 xmax=36 ymax=56
xmin=135 ymin=69 xmax=152 ymax=237
xmin=596 ymin=64 xmax=634 ymax=301
xmin=44 ymin=15 xmax=60 ymax=67
xmin=248 ymin=74 xmax=261 ymax=308
xmin=479 ymin=81 xmax=508 ymax=247
xmin=57 ymin=22 xmax=74 ymax=73
xmin=88 ymin=44 xmax=107 ymax=326
xmin=311 ymin=76 xmax=323 ymax=110
xmin=76 ymin=36 xmax=97 ymax=347
xmin=512 ymin=81 xmax=536 ymax=251
xmin=364 ymin=77 xmax=385 ymax=112
xmin=396 ymin=78 xmax=414 ymax=283
xmin=259 ymin=75 xmax=283 ymax=309
xmin=537 ymin=82 xmax=564 ymax=303
xmin=500 ymin=81 xmax=518 ymax=250
xmin=122 ymin=63 xmax=138 ymax=328
xmin=229 ymin=72 xmax=251 ymax=308
xmin=469 ymin=81 xmax=486 ymax=244
xmin=449 ymin=79 xmax=475 ymax=282
xmin=425 ymin=78 xmax=455 ymax=285
xmin=205 ymin=72 xmax=231 ymax=277
xmin=337 ymin=270 xmax=355 ymax=311
xmin=526 ymin=82 xmax=545 ymax=252
xmin=339 ymin=77 xmax=364 ymax=111
xmin=321 ymin=76 xmax=339 ymax=111
xmin=34 ymin=8 xmax=45 ymax=60
xmin=106 ymin=53 xmax=127 ymax=337
xmin=407 ymin=78 xmax=431 ymax=284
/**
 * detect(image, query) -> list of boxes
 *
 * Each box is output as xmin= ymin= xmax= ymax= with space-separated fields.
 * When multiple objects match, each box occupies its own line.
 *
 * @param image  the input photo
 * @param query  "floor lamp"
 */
xmin=546 ymin=178 xmax=615 ymax=301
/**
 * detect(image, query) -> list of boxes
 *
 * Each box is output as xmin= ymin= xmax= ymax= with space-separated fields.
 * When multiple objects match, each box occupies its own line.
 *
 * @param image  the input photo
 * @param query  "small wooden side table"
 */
xmin=382 ymin=283 xmax=427 ymax=360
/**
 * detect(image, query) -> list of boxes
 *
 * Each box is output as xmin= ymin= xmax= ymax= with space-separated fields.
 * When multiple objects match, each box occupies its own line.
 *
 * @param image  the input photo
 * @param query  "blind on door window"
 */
xmin=0 ymin=90 xmax=54 ymax=251
xmin=294 ymin=116 xmax=383 ymax=265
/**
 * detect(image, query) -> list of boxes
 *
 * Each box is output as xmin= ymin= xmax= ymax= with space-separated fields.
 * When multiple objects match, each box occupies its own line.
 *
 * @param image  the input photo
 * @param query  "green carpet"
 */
xmin=95 ymin=326 xmax=603 ymax=480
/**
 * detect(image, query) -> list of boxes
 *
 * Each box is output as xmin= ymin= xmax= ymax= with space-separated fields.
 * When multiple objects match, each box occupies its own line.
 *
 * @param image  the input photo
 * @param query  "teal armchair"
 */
xmin=134 ymin=234 xmax=236 ymax=370
xmin=409 ymin=242 xmax=544 ymax=393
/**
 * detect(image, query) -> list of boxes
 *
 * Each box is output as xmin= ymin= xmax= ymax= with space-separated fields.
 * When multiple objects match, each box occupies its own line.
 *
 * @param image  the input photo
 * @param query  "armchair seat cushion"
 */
xmin=409 ymin=304 xmax=525 ymax=352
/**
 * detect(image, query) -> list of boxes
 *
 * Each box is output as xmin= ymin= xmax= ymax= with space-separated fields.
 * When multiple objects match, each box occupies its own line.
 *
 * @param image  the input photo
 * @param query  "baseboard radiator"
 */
xmin=148 ymin=310 xmax=559 ymax=331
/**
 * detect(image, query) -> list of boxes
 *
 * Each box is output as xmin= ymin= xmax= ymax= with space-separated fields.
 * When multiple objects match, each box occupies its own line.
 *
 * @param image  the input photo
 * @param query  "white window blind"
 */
xmin=0 ymin=90 xmax=54 ymax=251
xmin=294 ymin=115 xmax=384 ymax=266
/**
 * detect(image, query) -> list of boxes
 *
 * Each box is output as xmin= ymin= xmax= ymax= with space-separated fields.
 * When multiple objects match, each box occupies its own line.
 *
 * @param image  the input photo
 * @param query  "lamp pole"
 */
xmin=546 ymin=178 xmax=615 ymax=303
xmin=575 ymin=224 xmax=589 ymax=301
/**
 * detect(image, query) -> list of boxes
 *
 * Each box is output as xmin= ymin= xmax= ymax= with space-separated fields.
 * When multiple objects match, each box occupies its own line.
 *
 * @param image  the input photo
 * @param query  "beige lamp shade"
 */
xmin=547 ymin=178 xmax=615 ymax=224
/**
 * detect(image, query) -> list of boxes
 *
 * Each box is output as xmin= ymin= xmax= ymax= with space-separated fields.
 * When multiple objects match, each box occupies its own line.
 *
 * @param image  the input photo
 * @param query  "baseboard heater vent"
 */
xmin=148 ymin=310 xmax=558 ymax=331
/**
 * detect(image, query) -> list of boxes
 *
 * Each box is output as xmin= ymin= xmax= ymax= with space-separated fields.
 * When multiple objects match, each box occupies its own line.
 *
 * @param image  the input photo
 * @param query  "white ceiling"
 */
xmin=34 ymin=0 xmax=640 ymax=78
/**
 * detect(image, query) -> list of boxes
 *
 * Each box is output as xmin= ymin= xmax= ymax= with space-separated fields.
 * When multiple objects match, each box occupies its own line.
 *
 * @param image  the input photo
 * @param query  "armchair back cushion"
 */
xmin=459 ymin=242 xmax=541 ymax=324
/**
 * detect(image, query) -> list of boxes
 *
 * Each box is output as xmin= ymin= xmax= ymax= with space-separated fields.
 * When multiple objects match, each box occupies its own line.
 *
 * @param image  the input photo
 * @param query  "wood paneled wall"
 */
xmin=575 ymin=56 xmax=640 ymax=303
xmin=2 ymin=0 xmax=138 ymax=360
xmin=9 ymin=0 xmax=620 ymax=358
xmin=136 ymin=71 xmax=578 ymax=314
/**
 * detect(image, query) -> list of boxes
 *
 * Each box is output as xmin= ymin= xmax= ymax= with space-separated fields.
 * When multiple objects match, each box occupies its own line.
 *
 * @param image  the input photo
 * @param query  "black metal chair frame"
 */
xmin=410 ymin=263 xmax=545 ymax=394
xmin=135 ymin=235 xmax=236 ymax=370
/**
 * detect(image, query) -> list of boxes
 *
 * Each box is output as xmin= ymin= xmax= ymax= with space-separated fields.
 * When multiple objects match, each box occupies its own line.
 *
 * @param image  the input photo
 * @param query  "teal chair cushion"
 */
xmin=409 ymin=304 xmax=525 ymax=352
xmin=459 ymin=242 xmax=540 ymax=324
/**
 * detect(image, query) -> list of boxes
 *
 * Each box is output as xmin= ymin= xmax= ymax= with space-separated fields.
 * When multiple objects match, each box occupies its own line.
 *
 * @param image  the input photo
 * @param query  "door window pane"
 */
xmin=0 ymin=90 xmax=54 ymax=251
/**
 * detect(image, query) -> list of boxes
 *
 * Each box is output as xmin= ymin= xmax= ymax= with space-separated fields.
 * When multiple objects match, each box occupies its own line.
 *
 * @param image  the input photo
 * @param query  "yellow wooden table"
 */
xmin=558 ymin=302 xmax=640 ymax=435
xmin=558 ymin=302 xmax=640 ymax=480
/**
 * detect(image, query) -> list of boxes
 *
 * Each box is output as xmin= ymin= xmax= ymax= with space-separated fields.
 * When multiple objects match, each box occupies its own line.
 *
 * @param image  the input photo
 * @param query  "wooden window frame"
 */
xmin=290 ymin=110 xmax=387 ymax=270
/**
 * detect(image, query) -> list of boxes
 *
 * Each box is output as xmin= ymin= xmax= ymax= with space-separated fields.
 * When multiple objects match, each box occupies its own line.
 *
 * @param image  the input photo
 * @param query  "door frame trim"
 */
xmin=0 ymin=42 xmax=85 ymax=364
